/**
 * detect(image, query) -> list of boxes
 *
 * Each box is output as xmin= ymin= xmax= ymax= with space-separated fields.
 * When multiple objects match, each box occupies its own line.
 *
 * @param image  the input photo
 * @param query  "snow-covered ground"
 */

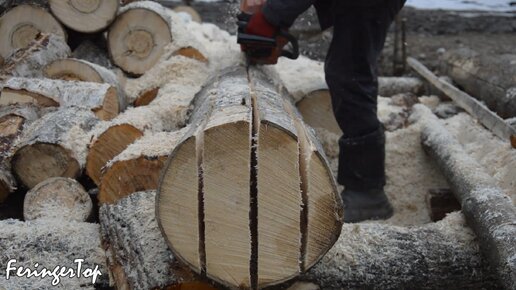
xmin=401 ymin=0 xmax=514 ymax=12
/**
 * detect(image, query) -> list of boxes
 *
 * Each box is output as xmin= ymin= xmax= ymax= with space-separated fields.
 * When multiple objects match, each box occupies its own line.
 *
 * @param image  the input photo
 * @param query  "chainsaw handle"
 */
xmin=278 ymin=30 xmax=299 ymax=60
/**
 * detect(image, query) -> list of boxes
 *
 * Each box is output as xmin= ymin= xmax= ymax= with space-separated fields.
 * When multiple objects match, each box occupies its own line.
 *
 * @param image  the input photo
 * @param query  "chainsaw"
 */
xmin=237 ymin=0 xmax=299 ymax=65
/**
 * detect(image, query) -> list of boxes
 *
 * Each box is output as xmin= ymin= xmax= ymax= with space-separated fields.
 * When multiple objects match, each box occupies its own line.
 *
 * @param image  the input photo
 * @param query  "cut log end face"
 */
xmin=157 ymin=68 xmax=342 ymax=289
xmin=174 ymin=47 xmax=209 ymax=64
xmin=49 ymin=0 xmax=119 ymax=33
xmin=95 ymin=86 xmax=119 ymax=120
xmin=0 ymin=5 xmax=66 ymax=58
xmin=108 ymin=6 xmax=172 ymax=75
xmin=0 ymin=88 xmax=59 ymax=107
xmin=23 ymin=177 xmax=92 ymax=221
xmin=296 ymin=90 xmax=342 ymax=136
xmin=13 ymin=143 xmax=81 ymax=189
xmin=511 ymin=135 xmax=516 ymax=149
xmin=44 ymin=59 xmax=104 ymax=83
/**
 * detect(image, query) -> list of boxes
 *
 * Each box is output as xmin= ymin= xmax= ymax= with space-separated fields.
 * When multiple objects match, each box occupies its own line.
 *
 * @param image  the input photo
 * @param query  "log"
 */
xmin=23 ymin=177 xmax=92 ymax=222
xmin=0 ymin=4 xmax=66 ymax=59
xmin=44 ymin=58 xmax=127 ymax=111
xmin=107 ymin=1 xmax=207 ymax=75
xmin=173 ymin=5 xmax=202 ymax=23
xmin=0 ymin=33 xmax=71 ymax=80
xmin=102 ymin=190 xmax=498 ymax=290
xmin=441 ymin=48 xmax=516 ymax=118
xmin=99 ymin=129 xmax=188 ymax=204
xmin=11 ymin=107 xmax=99 ymax=189
xmin=418 ymin=104 xmax=516 ymax=289
xmin=156 ymin=66 xmax=342 ymax=289
xmin=0 ymin=218 xmax=109 ymax=289
xmin=0 ymin=103 xmax=40 ymax=201
xmin=1 ymin=77 xmax=121 ymax=120
xmin=86 ymin=56 xmax=208 ymax=186
xmin=49 ymin=0 xmax=119 ymax=33
xmin=408 ymin=57 xmax=516 ymax=148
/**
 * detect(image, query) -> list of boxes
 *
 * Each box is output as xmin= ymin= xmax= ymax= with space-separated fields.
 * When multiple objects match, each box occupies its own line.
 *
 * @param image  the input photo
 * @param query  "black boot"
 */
xmin=341 ymin=188 xmax=393 ymax=223
xmin=337 ymin=128 xmax=393 ymax=223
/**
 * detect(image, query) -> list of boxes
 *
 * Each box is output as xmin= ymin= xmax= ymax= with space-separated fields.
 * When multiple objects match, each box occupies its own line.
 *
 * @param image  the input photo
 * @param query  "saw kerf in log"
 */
xmin=157 ymin=66 xmax=343 ymax=289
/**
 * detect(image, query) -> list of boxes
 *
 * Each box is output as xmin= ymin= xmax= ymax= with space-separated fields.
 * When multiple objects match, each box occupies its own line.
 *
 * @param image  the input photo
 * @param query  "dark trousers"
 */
xmin=324 ymin=0 xmax=405 ymax=190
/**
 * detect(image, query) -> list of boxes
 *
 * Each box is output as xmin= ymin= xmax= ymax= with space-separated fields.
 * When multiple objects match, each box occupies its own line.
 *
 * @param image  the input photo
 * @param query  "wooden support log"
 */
xmin=99 ymin=129 xmax=188 ymax=204
xmin=86 ymin=56 xmax=208 ymax=186
xmin=48 ymin=0 xmax=119 ymax=33
xmin=23 ymin=177 xmax=92 ymax=222
xmin=11 ymin=107 xmax=98 ymax=189
xmin=408 ymin=57 xmax=516 ymax=148
xmin=108 ymin=1 xmax=207 ymax=75
xmin=0 ymin=218 xmax=109 ymax=289
xmin=0 ymin=3 xmax=66 ymax=59
xmin=418 ymin=104 xmax=516 ymax=289
xmin=1 ymin=77 xmax=121 ymax=120
xmin=102 ymin=190 xmax=498 ymax=290
xmin=0 ymin=33 xmax=71 ymax=80
xmin=156 ymin=66 xmax=342 ymax=289
xmin=441 ymin=48 xmax=516 ymax=118
xmin=44 ymin=58 xmax=127 ymax=111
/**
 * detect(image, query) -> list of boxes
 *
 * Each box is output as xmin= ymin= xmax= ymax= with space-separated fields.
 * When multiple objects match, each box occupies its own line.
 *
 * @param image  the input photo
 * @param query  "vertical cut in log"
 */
xmin=11 ymin=107 xmax=98 ymax=188
xmin=23 ymin=177 xmax=92 ymax=222
xmin=1 ymin=77 xmax=121 ymax=120
xmin=103 ymin=191 xmax=498 ymax=290
xmin=0 ymin=33 xmax=70 ymax=79
xmin=98 ymin=129 xmax=188 ymax=204
xmin=108 ymin=1 xmax=172 ymax=75
xmin=44 ymin=58 xmax=127 ymax=110
xmin=157 ymin=66 xmax=342 ymax=289
xmin=418 ymin=104 xmax=516 ymax=289
xmin=0 ymin=218 xmax=109 ymax=289
xmin=49 ymin=0 xmax=119 ymax=33
xmin=0 ymin=5 xmax=66 ymax=59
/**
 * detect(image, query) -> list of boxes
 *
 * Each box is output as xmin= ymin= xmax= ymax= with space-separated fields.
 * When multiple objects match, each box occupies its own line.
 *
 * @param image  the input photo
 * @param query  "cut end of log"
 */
xmin=23 ymin=177 xmax=92 ymax=222
xmin=86 ymin=124 xmax=143 ymax=186
xmin=94 ymin=86 xmax=119 ymax=120
xmin=12 ymin=143 xmax=81 ymax=189
xmin=49 ymin=0 xmax=119 ymax=33
xmin=0 ymin=88 xmax=60 ymax=107
xmin=173 ymin=47 xmax=209 ymax=64
xmin=108 ymin=2 xmax=173 ymax=75
xmin=134 ymin=87 xmax=159 ymax=107
xmin=296 ymin=89 xmax=342 ymax=135
xmin=99 ymin=156 xmax=168 ymax=204
xmin=0 ymin=5 xmax=66 ymax=58
xmin=511 ymin=135 xmax=516 ymax=149
xmin=44 ymin=58 xmax=105 ymax=82
xmin=157 ymin=67 xmax=342 ymax=289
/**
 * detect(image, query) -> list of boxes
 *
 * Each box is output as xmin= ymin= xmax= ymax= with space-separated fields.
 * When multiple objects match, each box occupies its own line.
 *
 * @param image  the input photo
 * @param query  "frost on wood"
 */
xmin=23 ymin=177 xmax=92 ymax=222
xmin=0 ymin=33 xmax=70 ymax=80
xmin=1 ymin=77 xmax=120 ymax=120
xmin=418 ymin=104 xmax=516 ymax=289
xmin=0 ymin=218 xmax=108 ymax=289
xmin=11 ymin=107 xmax=98 ymax=188
xmin=99 ymin=190 xmax=198 ymax=290
xmin=102 ymin=191 xmax=498 ymax=290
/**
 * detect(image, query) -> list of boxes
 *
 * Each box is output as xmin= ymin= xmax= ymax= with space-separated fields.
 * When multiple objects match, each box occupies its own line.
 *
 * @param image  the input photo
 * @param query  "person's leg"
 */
xmin=325 ymin=0 xmax=405 ymax=222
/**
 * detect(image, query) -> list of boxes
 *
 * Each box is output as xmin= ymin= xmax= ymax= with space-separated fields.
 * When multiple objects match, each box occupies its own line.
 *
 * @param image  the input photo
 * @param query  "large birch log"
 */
xmin=107 ymin=1 xmax=207 ymax=75
xmin=156 ymin=66 xmax=342 ymax=289
xmin=48 ymin=0 xmax=119 ymax=33
xmin=0 ymin=218 xmax=109 ymax=289
xmin=44 ymin=58 xmax=127 ymax=111
xmin=0 ymin=103 xmax=40 ymax=201
xmin=101 ymin=190 xmax=498 ymax=290
xmin=0 ymin=4 xmax=66 ymax=59
xmin=11 ymin=107 xmax=98 ymax=189
xmin=441 ymin=48 xmax=516 ymax=118
xmin=86 ymin=56 xmax=208 ymax=186
xmin=23 ymin=177 xmax=92 ymax=222
xmin=1 ymin=77 xmax=121 ymax=120
xmin=418 ymin=105 xmax=516 ymax=289
xmin=99 ymin=129 xmax=188 ymax=204
xmin=0 ymin=33 xmax=70 ymax=80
